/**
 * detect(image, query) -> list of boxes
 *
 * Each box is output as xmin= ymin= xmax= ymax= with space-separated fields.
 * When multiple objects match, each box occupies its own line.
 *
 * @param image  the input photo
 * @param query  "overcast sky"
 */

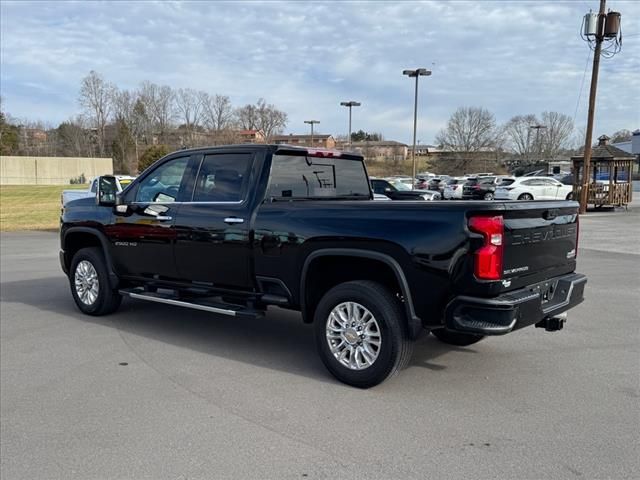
xmin=1 ymin=0 xmax=638 ymax=144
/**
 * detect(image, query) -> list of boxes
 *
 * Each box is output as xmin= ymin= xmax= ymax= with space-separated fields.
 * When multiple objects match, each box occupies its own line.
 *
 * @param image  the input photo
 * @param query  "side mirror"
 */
xmin=96 ymin=176 xmax=118 ymax=206
xmin=384 ymin=187 xmax=392 ymax=193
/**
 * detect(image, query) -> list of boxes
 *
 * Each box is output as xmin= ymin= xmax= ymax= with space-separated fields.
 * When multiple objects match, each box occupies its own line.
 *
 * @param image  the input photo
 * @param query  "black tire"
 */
xmin=431 ymin=328 xmax=484 ymax=346
xmin=69 ymin=247 xmax=122 ymax=316
xmin=518 ymin=193 xmax=534 ymax=201
xmin=566 ymin=192 xmax=574 ymax=200
xmin=483 ymin=192 xmax=494 ymax=201
xmin=314 ymin=280 xmax=413 ymax=388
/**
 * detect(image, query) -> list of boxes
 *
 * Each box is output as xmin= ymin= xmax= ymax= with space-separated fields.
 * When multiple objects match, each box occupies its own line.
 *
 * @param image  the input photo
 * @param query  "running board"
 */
xmin=119 ymin=289 xmax=263 ymax=319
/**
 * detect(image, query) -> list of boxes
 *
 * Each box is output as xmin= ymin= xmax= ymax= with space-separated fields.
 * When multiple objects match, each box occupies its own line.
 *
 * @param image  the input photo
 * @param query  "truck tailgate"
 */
xmin=502 ymin=201 xmax=579 ymax=284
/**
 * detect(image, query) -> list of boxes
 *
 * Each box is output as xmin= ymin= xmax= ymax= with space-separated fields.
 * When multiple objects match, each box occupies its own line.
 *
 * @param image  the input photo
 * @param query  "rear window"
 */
xmin=267 ymin=154 xmax=370 ymax=199
xmin=478 ymin=176 xmax=496 ymax=184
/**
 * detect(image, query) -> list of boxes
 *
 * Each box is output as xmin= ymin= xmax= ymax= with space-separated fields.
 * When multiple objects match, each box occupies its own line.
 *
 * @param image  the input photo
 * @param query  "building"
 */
xmin=238 ymin=129 xmax=266 ymax=144
xmin=611 ymin=128 xmax=640 ymax=174
xmin=348 ymin=140 xmax=408 ymax=161
xmin=272 ymin=134 xmax=336 ymax=149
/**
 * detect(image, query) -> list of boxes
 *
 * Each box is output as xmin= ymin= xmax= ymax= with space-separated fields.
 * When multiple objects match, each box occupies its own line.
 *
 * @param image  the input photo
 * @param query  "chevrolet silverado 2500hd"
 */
xmin=60 ymin=145 xmax=586 ymax=387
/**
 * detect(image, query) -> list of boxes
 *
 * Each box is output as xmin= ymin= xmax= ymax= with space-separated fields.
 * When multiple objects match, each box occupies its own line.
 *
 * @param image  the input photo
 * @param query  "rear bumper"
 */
xmin=444 ymin=272 xmax=587 ymax=335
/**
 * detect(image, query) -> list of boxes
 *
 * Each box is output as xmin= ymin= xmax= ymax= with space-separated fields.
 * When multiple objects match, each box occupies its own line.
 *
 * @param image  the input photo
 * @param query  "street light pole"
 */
xmin=340 ymin=101 xmax=361 ymax=148
xmin=529 ymin=124 xmax=547 ymax=163
xmin=402 ymin=68 xmax=431 ymax=183
xmin=304 ymin=120 xmax=320 ymax=147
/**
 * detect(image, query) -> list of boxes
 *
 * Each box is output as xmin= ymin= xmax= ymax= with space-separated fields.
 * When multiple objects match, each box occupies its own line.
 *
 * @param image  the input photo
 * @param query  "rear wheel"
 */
xmin=566 ymin=192 xmax=574 ymax=200
xmin=69 ymin=247 xmax=121 ymax=316
xmin=518 ymin=193 xmax=534 ymax=201
xmin=483 ymin=192 xmax=494 ymax=201
xmin=431 ymin=328 xmax=484 ymax=346
xmin=314 ymin=280 xmax=413 ymax=388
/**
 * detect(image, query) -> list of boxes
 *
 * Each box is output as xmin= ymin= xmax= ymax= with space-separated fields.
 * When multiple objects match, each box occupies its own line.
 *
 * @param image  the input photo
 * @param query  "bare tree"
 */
xmin=138 ymin=81 xmax=175 ymax=140
xmin=111 ymin=88 xmax=135 ymax=125
xmin=234 ymin=103 xmax=259 ymax=130
xmin=78 ymin=70 xmax=114 ymax=156
xmin=539 ymin=111 xmax=574 ymax=159
xmin=435 ymin=106 xmax=497 ymax=152
xmin=256 ymin=98 xmax=287 ymax=141
xmin=610 ymin=129 xmax=632 ymax=143
xmin=174 ymin=88 xmax=203 ymax=145
xmin=503 ymin=114 xmax=539 ymax=161
xmin=200 ymin=93 xmax=233 ymax=131
xmin=57 ymin=116 xmax=93 ymax=157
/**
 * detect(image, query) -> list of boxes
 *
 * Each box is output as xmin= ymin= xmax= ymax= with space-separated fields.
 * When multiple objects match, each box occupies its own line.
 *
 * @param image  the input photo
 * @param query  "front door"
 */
xmin=107 ymin=155 xmax=191 ymax=280
xmin=173 ymin=152 xmax=256 ymax=289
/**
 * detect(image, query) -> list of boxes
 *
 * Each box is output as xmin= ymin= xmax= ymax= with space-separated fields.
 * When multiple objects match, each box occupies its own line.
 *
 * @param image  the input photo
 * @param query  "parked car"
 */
xmin=386 ymin=175 xmax=414 ymax=188
xmin=443 ymin=178 xmax=467 ymax=199
xmin=419 ymin=175 xmax=445 ymax=193
xmin=61 ymin=175 xmax=135 ymax=205
xmin=462 ymin=176 xmax=497 ymax=200
xmin=371 ymin=178 xmax=441 ymax=200
xmin=373 ymin=193 xmax=392 ymax=201
xmin=555 ymin=173 xmax=574 ymax=186
xmin=495 ymin=176 xmax=574 ymax=201
xmin=60 ymin=144 xmax=586 ymax=388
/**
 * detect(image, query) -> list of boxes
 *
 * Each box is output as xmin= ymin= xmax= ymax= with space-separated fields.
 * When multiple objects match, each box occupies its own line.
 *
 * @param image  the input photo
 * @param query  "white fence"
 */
xmin=0 ymin=156 xmax=113 ymax=185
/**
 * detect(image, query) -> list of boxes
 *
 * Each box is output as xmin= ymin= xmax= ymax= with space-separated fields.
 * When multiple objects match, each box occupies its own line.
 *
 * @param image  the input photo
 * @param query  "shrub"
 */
xmin=138 ymin=145 xmax=171 ymax=173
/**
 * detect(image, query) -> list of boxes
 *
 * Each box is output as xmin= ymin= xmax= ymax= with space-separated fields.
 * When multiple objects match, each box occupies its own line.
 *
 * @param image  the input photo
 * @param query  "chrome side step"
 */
xmin=119 ymin=288 xmax=263 ymax=319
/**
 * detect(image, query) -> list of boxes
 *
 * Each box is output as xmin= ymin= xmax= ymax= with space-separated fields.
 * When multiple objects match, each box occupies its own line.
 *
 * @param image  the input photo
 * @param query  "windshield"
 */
xmin=267 ymin=154 xmax=370 ymax=199
xmin=389 ymin=180 xmax=411 ymax=191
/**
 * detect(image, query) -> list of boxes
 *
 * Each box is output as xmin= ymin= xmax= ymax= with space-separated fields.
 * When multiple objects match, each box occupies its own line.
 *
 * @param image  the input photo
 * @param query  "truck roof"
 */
xmin=163 ymin=144 xmax=364 ymax=160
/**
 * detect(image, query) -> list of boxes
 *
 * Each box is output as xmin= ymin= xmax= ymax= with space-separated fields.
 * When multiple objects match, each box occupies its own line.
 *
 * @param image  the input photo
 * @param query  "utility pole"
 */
xmin=304 ymin=120 xmax=320 ymax=147
xmin=580 ymin=0 xmax=606 ymax=214
xmin=340 ymin=101 xmax=361 ymax=148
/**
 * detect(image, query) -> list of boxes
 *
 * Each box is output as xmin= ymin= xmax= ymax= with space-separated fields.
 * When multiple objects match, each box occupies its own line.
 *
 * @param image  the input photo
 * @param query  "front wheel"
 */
xmin=69 ymin=247 xmax=122 ymax=316
xmin=314 ymin=280 xmax=413 ymax=388
xmin=518 ymin=193 xmax=534 ymax=201
xmin=431 ymin=328 xmax=485 ymax=346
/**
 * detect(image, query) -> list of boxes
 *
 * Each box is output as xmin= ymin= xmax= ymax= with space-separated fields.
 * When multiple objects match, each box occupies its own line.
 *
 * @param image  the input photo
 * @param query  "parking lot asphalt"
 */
xmin=1 ymin=207 xmax=639 ymax=480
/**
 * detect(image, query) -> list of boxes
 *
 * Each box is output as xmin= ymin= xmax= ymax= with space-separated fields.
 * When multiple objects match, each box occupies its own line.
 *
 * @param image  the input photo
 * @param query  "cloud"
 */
xmin=1 ymin=0 xmax=638 ymax=142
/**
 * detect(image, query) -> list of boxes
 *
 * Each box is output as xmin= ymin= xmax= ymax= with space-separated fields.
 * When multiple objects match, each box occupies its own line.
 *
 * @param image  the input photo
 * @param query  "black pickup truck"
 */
xmin=60 ymin=145 xmax=586 ymax=388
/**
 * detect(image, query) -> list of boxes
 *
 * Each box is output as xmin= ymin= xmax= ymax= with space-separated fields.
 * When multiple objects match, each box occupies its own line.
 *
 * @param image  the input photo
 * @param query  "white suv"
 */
xmin=495 ymin=176 xmax=574 ymax=201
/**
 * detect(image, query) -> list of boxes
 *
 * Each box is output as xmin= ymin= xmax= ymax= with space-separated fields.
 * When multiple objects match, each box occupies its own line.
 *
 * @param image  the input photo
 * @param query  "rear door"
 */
xmin=502 ymin=202 xmax=579 ymax=285
xmin=539 ymin=178 xmax=561 ymax=199
xmin=173 ymin=151 xmax=256 ymax=289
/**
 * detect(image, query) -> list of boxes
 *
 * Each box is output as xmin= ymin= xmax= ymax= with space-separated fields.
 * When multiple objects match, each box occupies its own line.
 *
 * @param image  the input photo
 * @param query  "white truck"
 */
xmin=61 ymin=175 xmax=135 ymax=206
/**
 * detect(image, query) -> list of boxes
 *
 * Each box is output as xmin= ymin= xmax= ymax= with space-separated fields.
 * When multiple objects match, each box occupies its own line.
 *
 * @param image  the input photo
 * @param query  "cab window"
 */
xmin=135 ymin=157 xmax=189 ymax=203
xmin=191 ymin=153 xmax=253 ymax=202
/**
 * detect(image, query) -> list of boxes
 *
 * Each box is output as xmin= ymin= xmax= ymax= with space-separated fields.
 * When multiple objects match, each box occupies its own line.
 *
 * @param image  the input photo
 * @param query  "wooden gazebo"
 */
xmin=572 ymin=135 xmax=635 ymax=208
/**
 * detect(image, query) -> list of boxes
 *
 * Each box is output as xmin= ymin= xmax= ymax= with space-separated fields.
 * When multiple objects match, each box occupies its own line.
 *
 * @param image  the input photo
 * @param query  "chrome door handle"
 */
xmin=224 ymin=217 xmax=244 ymax=224
xmin=155 ymin=215 xmax=173 ymax=221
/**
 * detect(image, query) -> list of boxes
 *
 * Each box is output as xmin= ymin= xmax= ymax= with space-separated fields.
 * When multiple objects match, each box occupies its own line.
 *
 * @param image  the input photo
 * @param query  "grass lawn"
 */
xmin=0 ymin=185 xmax=86 ymax=232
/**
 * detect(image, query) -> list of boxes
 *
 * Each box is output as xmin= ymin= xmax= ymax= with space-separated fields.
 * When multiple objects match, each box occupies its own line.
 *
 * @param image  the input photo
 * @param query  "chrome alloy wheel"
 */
xmin=74 ymin=260 xmax=99 ymax=305
xmin=326 ymin=302 xmax=382 ymax=370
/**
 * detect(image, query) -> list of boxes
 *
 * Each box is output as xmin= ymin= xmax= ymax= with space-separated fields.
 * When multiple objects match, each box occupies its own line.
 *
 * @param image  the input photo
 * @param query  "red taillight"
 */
xmin=473 ymin=185 xmax=480 ymax=190
xmin=468 ymin=215 xmax=504 ymax=280
xmin=306 ymin=149 xmax=342 ymax=158
xmin=575 ymin=215 xmax=579 ymax=258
